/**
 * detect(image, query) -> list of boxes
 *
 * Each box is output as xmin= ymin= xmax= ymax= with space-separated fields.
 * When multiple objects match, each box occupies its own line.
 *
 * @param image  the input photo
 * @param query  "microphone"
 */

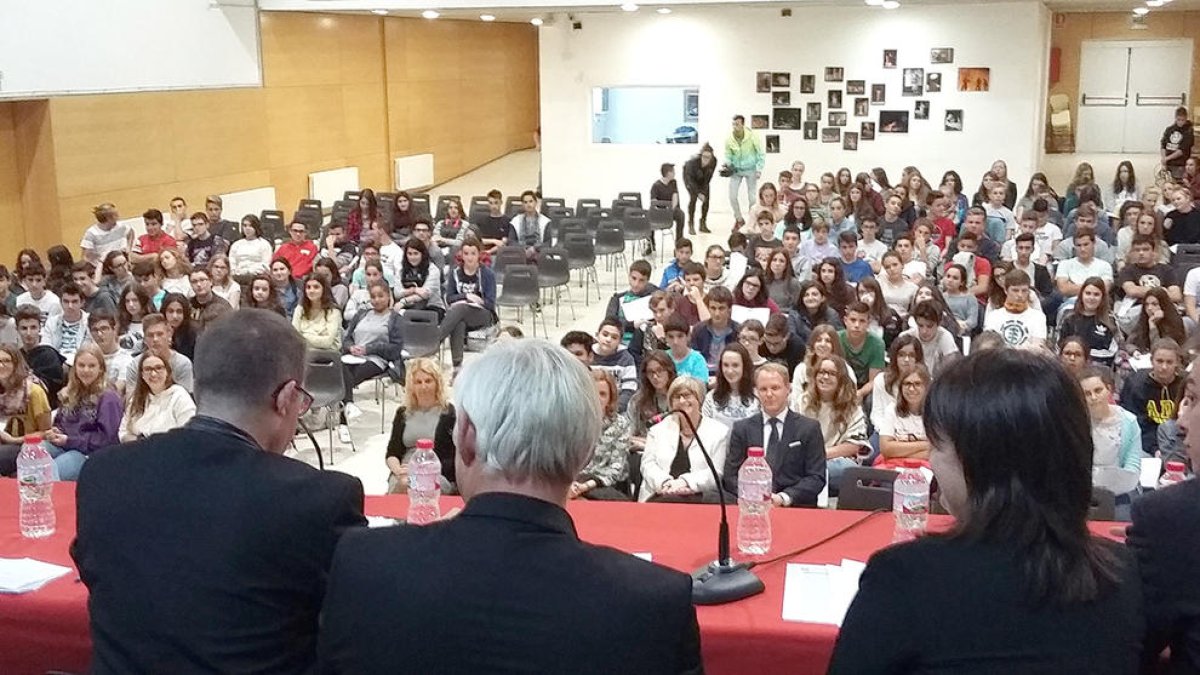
xmin=650 ymin=409 xmax=765 ymax=605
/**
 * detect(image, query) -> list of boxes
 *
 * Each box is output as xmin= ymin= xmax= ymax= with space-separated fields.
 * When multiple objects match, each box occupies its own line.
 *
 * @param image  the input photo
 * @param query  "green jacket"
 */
xmin=724 ymin=130 xmax=765 ymax=174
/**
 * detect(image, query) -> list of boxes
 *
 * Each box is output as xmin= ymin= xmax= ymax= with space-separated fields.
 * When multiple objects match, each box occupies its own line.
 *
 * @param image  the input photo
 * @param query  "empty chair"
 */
xmin=617 ymin=191 xmax=643 ymax=208
xmin=555 ymin=218 xmax=589 ymax=246
xmin=496 ymin=264 xmax=546 ymax=337
xmin=491 ymin=245 xmax=528 ymax=286
xmin=563 ymin=232 xmax=601 ymax=305
xmin=377 ymin=197 xmax=396 ymax=227
xmin=535 ymin=247 xmax=575 ymax=326
xmin=646 ymin=199 xmax=676 ymax=262
xmin=299 ymin=198 xmax=323 ymax=214
xmin=540 ymin=197 xmax=566 ymax=214
xmin=469 ymin=195 xmax=491 ymax=209
xmin=837 ymin=467 xmax=898 ymax=511
xmin=343 ymin=190 xmax=363 ymax=202
xmin=260 ymin=210 xmax=286 ymax=241
xmin=304 ymin=349 xmax=355 ymax=466
xmin=409 ymin=194 xmax=432 ymax=218
xmin=331 ymin=200 xmax=355 ymax=227
xmin=594 ymin=224 xmax=628 ymax=291
xmin=435 ymin=195 xmax=462 ymax=221
xmin=576 ymin=198 xmax=602 ymax=215
xmin=545 ymin=206 xmax=572 ymax=220
xmin=622 ymin=212 xmax=652 ymax=258
xmin=1173 ymin=244 xmax=1200 ymax=281
xmin=504 ymin=195 xmax=524 ymax=218
xmin=399 ymin=310 xmax=441 ymax=360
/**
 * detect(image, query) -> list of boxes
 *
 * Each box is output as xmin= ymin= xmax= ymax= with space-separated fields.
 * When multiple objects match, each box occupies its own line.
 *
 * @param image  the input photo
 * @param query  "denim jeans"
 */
xmin=827 ymin=456 xmax=859 ymax=497
xmin=47 ymin=444 xmax=89 ymax=482
xmin=728 ymin=171 xmax=757 ymax=222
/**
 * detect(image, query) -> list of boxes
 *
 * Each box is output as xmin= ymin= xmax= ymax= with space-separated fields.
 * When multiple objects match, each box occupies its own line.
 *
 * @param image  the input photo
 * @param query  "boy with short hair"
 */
xmin=15 ymin=304 xmax=66 ymax=408
xmin=798 ymin=220 xmax=837 ymax=272
xmin=746 ymin=211 xmax=783 ymax=263
xmin=604 ymin=260 xmax=659 ymax=345
xmin=42 ymin=284 xmax=91 ymax=359
xmin=133 ymin=209 xmax=179 ymax=264
xmin=673 ymin=264 xmax=709 ymax=327
xmin=71 ymin=262 xmax=117 ymax=316
xmin=761 ymin=313 xmax=806 ymax=377
xmin=89 ymin=312 xmax=133 ymax=392
xmin=560 ymin=331 xmax=595 ymax=367
xmin=727 ymin=232 xmax=750 ymax=285
xmin=838 ymin=302 xmax=885 ymax=399
xmin=901 ymin=301 xmax=959 ymax=373
xmin=592 ymin=318 xmax=638 ymax=412
xmin=856 ymin=217 xmax=887 ymax=273
xmin=132 ymin=260 xmax=166 ymax=311
xmin=660 ymin=238 xmax=693 ymax=291
xmin=14 ymin=262 xmax=61 ymax=328
xmin=983 ymin=268 xmax=1047 ymax=350
xmin=689 ymin=286 xmax=740 ymax=372
xmin=664 ymin=314 xmax=709 ymax=382
xmin=780 ymin=227 xmax=805 ymax=277
xmin=984 ymin=184 xmax=1017 ymax=242
xmin=838 ymin=232 xmax=873 ymax=283
xmin=1120 ymin=338 xmax=1184 ymax=455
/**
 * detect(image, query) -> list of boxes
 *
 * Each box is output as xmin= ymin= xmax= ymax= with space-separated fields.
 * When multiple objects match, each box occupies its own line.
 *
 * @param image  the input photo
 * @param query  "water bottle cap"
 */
xmin=416 ymin=439 xmax=434 ymax=449
xmin=23 ymin=434 xmax=42 ymax=444
xmin=1165 ymin=461 xmax=1187 ymax=472
xmin=902 ymin=459 xmax=921 ymax=469
xmin=747 ymin=446 xmax=765 ymax=458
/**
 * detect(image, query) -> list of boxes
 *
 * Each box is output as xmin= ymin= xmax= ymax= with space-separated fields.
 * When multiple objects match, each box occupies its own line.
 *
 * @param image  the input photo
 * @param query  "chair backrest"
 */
xmin=343 ymin=190 xmax=362 ymax=202
xmin=596 ymin=225 xmax=625 ymax=248
xmin=647 ymin=199 xmax=674 ymax=227
xmin=556 ymin=217 xmax=589 ymax=245
xmin=505 ymin=196 xmax=524 ymax=217
xmin=617 ymin=191 xmax=644 ymax=208
xmin=399 ymin=311 xmax=441 ymax=358
xmin=536 ymin=247 xmax=571 ymax=282
xmin=260 ymin=210 xmax=286 ymax=238
xmin=331 ymin=200 xmax=354 ymax=226
xmin=623 ymin=213 xmax=651 ymax=238
xmin=299 ymin=198 xmax=323 ymax=213
xmin=576 ymin=198 xmax=602 ymax=214
xmin=409 ymin=194 xmax=432 ymax=218
xmin=1048 ymin=94 xmax=1069 ymax=113
xmin=837 ymin=467 xmax=899 ymax=512
xmin=1173 ymin=244 xmax=1200 ymax=280
xmin=545 ymin=206 xmax=572 ymax=220
xmin=499 ymin=264 xmax=540 ymax=299
xmin=469 ymin=194 xmax=491 ymax=207
xmin=1088 ymin=486 xmax=1116 ymax=521
xmin=563 ymin=233 xmax=597 ymax=267
xmin=492 ymin=246 xmax=527 ymax=282
xmin=435 ymin=195 xmax=462 ymax=221
xmin=541 ymin=197 xmax=566 ymax=214
xmin=304 ymin=349 xmax=347 ymax=408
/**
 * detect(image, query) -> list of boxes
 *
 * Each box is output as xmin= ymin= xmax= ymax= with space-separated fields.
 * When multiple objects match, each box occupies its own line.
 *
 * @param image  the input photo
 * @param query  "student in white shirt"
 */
xmin=118 ymin=353 xmax=196 ymax=441
xmin=1002 ymin=212 xmax=1050 ymax=265
xmin=14 ymin=263 xmax=61 ymax=328
xmin=902 ymin=301 xmax=959 ymax=373
xmin=80 ymin=203 xmax=134 ymax=270
xmin=984 ymin=268 xmax=1047 ymax=349
xmin=856 ymin=217 xmax=888 ymax=273
xmin=88 ymin=313 xmax=133 ymax=393
xmin=1055 ymin=229 xmax=1114 ymax=321
xmin=41 ymin=284 xmax=90 ymax=360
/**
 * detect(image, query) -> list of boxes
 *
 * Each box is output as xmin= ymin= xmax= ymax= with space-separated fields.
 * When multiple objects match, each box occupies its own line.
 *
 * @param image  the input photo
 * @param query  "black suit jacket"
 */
xmin=721 ymin=410 xmax=826 ymax=506
xmin=72 ymin=416 xmax=366 ymax=675
xmin=1128 ymin=479 xmax=1200 ymax=674
xmin=317 ymin=492 xmax=703 ymax=675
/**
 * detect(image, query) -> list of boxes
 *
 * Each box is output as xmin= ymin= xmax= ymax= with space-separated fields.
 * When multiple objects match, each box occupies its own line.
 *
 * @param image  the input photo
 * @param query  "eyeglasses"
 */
xmin=901 ymin=381 xmax=925 ymax=389
xmin=646 ymin=367 xmax=668 ymax=377
xmin=142 ymin=365 xmax=166 ymax=374
xmin=815 ymin=370 xmax=839 ymax=378
xmin=273 ymin=379 xmax=314 ymax=414
xmin=707 ymin=253 xmax=725 ymax=259
xmin=291 ymin=228 xmax=307 ymax=234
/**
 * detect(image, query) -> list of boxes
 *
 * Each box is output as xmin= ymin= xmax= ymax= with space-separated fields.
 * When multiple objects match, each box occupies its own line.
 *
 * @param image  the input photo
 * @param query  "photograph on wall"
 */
xmin=931 ymin=48 xmax=954 ymax=64
xmin=803 ymin=121 xmax=818 ymax=140
xmin=880 ymin=110 xmax=910 ymax=133
xmin=684 ymin=89 xmax=699 ymax=122
xmin=854 ymin=98 xmax=869 ymax=117
xmin=846 ymin=80 xmax=865 ymax=95
xmin=945 ymin=109 xmax=963 ymax=131
xmin=883 ymin=49 xmax=897 ymax=69
xmin=765 ymin=134 xmax=781 ymax=153
xmin=861 ymin=121 xmax=876 ymax=141
xmin=828 ymin=90 xmax=843 ymax=109
xmin=843 ymin=132 xmax=859 ymax=151
xmin=771 ymin=72 xmax=791 ymax=88
xmin=772 ymin=91 xmax=791 ymax=106
xmin=800 ymin=74 xmax=816 ymax=93
xmin=821 ymin=128 xmax=841 ymax=143
xmin=871 ymin=84 xmax=886 ymax=105
xmin=824 ymin=66 xmax=844 ymax=82
xmin=772 ymin=107 xmax=802 ymax=130
xmin=806 ymin=101 xmax=822 ymax=120
xmin=756 ymin=71 xmax=772 ymax=93
xmin=958 ymin=67 xmax=990 ymax=92
xmin=829 ymin=111 xmax=848 ymax=127
xmin=914 ymin=100 xmax=930 ymax=120
xmin=926 ymin=72 xmax=942 ymax=93
xmin=751 ymin=114 xmax=769 ymax=129
xmin=902 ymin=68 xmax=924 ymax=96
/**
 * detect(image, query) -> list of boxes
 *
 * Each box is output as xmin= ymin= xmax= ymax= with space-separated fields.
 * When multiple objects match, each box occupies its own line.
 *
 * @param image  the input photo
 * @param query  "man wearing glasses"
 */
xmin=74 ymin=309 xmax=366 ymax=674
xmin=274 ymin=218 xmax=320 ymax=279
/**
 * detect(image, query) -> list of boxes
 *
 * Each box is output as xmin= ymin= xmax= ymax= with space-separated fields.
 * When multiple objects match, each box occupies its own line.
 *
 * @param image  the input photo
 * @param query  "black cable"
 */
xmin=666 ymin=409 xmax=731 ymax=566
xmin=746 ymin=508 xmax=888 ymax=570
xmin=297 ymin=418 xmax=325 ymax=471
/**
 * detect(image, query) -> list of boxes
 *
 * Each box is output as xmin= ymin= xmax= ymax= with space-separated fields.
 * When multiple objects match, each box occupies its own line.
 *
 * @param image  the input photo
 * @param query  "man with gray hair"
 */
xmin=318 ymin=339 xmax=703 ymax=674
xmin=73 ymin=309 xmax=366 ymax=674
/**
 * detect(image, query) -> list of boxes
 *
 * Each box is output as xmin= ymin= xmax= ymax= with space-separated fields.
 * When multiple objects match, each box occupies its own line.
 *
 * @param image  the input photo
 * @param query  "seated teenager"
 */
xmin=1126 ymin=286 xmax=1186 ymax=356
xmin=160 ymin=293 xmax=198 ymax=361
xmin=571 ymin=370 xmax=632 ymax=501
xmin=1078 ymin=366 xmax=1141 ymax=518
xmin=187 ymin=268 xmax=232 ymax=334
xmin=639 ymin=375 xmax=729 ymax=503
xmin=603 ymin=260 xmax=658 ymax=345
xmin=395 ymin=238 xmax=445 ymax=319
xmin=689 ymin=286 xmax=740 ymax=374
xmin=340 ymin=280 xmax=404 ymax=439
xmin=270 ymin=258 xmax=301 ymax=316
xmin=466 ymin=189 xmax=508 ymax=253
xmin=765 ymin=249 xmax=801 ymax=310
xmin=439 ymin=237 xmax=496 ymax=376
xmin=385 ymin=357 xmax=456 ymax=495
xmin=856 ymin=276 xmax=904 ymax=346
xmin=229 ymin=215 xmax=275 ymax=279
xmin=940 ymin=264 xmax=979 ymax=335
xmin=869 ymin=335 xmax=923 ymax=434
xmin=983 ymin=268 xmax=1048 ymax=350
xmin=1116 ymin=234 xmax=1181 ymax=334
xmin=122 ymin=313 xmax=194 ymax=395
xmin=877 ymin=251 xmax=919 ymax=319
xmin=797 ymin=220 xmax=838 ymax=274
xmin=789 ymin=280 xmax=840 ymax=344
xmin=626 ymin=350 xmax=675 ymax=451
xmin=14 ymin=304 xmax=66 ymax=407
xmin=837 ymin=231 xmax=873 ymax=284
xmin=292 ymin=273 xmax=342 ymax=351
xmin=830 ymin=350 xmax=1142 ymax=674
xmin=1058 ymin=278 xmax=1120 ymax=367
xmin=592 ymin=318 xmax=638 ymax=413
xmin=838 ymin=301 xmax=886 ymax=400
xmin=89 ymin=312 xmax=132 ymax=392
xmin=892 ymin=234 xmax=929 ymax=284
xmin=901 ymin=300 xmax=959 ymax=373
xmin=908 ymin=282 xmax=963 ymax=338
xmin=41 ymin=344 xmax=123 ymax=481
xmin=732 ymin=268 xmax=780 ymax=317
xmin=242 ymin=273 xmax=287 ymax=317
xmin=701 ymin=343 xmax=761 ymax=429
xmin=1056 ymin=229 xmax=1114 ymax=310
xmin=506 ymin=190 xmax=551 ymax=259
xmin=273 ymin=219 xmax=319 ymax=279
xmin=660 ymin=238 xmax=693 ymax=291
xmin=856 ymin=217 xmax=888 ymax=274
xmin=671 ymin=262 xmax=709 ymax=327
xmin=559 ymin=330 xmax=594 ymax=367
xmin=14 ymin=261 xmax=61 ymax=328
xmin=1058 ymin=335 xmax=1091 ymax=376
xmin=791 ymin=324 xmax=856 ymax=402
xmin=796 ymin=353 xmax=870 ymax=490
xmin=736 ymin=320 xmax=769 ymax=368
xmin=118 ymin=353 xmax=195 ymax=442
xmin=1121 ymin=337 xmax=1184 ymax=456
xmin=701 ymin=244 xmax=731 ymax=291
xmin=662 ymin=314 xmax=708 ymax=382
xmin=41 ymin=283 xmax=91 ymax=361
xmin=629 ymin=290 xmax=673 ymax=366
xmin=815 ymin=257 xmax=856 ymax=315
xmin=0 ymin=344 xmax=53 ymax=476
xmin=876 ymin=363 xmax=932 ymax=470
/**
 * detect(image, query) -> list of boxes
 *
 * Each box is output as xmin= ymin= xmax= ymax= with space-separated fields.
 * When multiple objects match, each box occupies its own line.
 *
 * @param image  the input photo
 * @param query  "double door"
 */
xmin=1077 ymin=39 xmax=1192 ymax=153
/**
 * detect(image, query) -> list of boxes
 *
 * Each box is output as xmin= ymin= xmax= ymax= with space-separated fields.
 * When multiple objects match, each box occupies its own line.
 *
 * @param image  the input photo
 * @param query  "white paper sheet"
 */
xmin=366 ymin=516 xmax=400 ymax=528
xmin=1140 ymin=457 xmax=1163 ymax=489
xmin=731 ymin=305 xmax=770 ymax=326
xmin=0 ymin=557 xmax=72 ymax=594
xmin=632 ymin=552 xmax=653 ymax=562
xmin=620 ymin=295 xmax=654 ymax=324
xmin=340 ymin=354 xmax=366 ymax=365
xmin=781 ymin=559 xmax=865 ymax=626
xmin=1093 ymin=466 xmax=1140 ymax=497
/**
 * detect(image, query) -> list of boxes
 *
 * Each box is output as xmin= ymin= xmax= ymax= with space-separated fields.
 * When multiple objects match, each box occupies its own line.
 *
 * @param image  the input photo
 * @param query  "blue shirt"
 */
xmin=671 ymin=348 xmax=710 ymax=382
xmin=841 ymin=258 xmax=874 ymax=284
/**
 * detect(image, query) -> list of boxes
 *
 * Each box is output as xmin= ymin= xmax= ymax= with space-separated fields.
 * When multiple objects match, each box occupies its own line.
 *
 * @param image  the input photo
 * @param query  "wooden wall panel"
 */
xmin=11 ymin=101 xmax=62 ymax=254
xmin=0 ymin=104 xmax=22 ymax=253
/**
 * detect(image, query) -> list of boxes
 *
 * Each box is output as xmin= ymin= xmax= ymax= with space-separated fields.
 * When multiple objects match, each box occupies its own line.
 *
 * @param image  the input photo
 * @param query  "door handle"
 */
xmin=1081 ymin=94 xmax=1127 ymax=106
xmin=1135 ymin=93 xmax=1187 ymax=106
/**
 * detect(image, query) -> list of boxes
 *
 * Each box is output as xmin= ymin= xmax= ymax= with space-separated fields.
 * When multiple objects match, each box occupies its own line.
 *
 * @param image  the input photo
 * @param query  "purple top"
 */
xmin=57 ymin=389 xmax=124 ymax=455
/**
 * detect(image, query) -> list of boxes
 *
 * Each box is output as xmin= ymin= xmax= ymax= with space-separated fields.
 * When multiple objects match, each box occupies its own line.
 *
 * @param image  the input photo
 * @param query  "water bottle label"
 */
xmin=901 ymin=495 xmax=927 ymax=516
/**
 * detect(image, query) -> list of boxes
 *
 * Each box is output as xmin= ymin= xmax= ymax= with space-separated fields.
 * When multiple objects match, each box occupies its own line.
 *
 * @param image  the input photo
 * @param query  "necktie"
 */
xmin=767 ymin=418 xmax=781 ymax=461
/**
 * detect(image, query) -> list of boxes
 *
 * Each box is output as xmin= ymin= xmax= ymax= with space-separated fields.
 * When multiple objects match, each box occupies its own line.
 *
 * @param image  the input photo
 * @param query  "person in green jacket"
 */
xmin=725 ymin=114 xmax=765 ymax=228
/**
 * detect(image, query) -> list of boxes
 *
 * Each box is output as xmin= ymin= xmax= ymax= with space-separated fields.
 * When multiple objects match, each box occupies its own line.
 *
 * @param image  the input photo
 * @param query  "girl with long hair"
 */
xmin=156 ymin=249 xmax=192 ymax=297
xmin=791 ymin=324 xmax=854 ymax=400
xmin=940 ymin=170 xmax=968 ymax=226
xmin=733 ymin=268 xmax=781 ymax=314
xmin=313 ymin=258 xmax=349 ymax=308
xmin=835 ymin=167 xmax=854 ymax=199
xmin=877 ymin=251 xmax=919 ymax=319
xmin=1015 ymin=172 xmax=1061 ymax=223
xmin=571 ymin=370 xmax=632 ymax=501
xmin=160 ymin=293 xmax=198 ymax=360
xmin=270 ymin=258 xmax=300 ymax=315
xmin=748 ymin=182 xmax=786 ymax=230
xmin=816 ymin=257 xmax=856 ymax=314
xmin=385 ymin=357 xmax=457 ymax=494
xmin=117 ymin=286 xmax=151 ymax=353
xmin=764 ymin=249 xmax=801 ymax=309
xmin=799 ymin=353 xmax=869 ymax=490
xmin=346 ymin=188 xmax=379 ymax=243
xmin=119 ymin=352 xmax=195 ymax=441
xmin=857 ymin=276 xmax=904 ymax=346
xmin=701 ymin=343 xmax=761 ymax=429
xmin=627 ymin=350 xmax=676 ymax=450
xmin=909 ymin=281 xmax=962 ymax=337
xmin=869 ymin=332 xmax=924 ymax=428
xmin=1127 ymin=286 xmax=1186 ymax=355
xmin=1058 ymin=277 xmax=1119 ymax=366
xmin=0 ymin=345 xmax=52 ymax=475
xmin=208 ymin=253 xmax=240 ymax=309
xmin=1059 ymin=335 xmax=1091 ymax=376
xmin=1106 ymin=160 xmax=1139 ymax=214
xmin=46 ymin=245 xmax=75 ymax=297
xmin=243 ymin=274 xmax=286 ymax=316
xmin=792 ymin=280 xmax=843 ymax=338
xmin=13 ymin=248 xmax=42 ymax=294
xmin=99 ymin=250 xmax=133 ymax=307
xmin=847 ymin=182 xmax=877 ymax=228
xmin=1116 ymin=207 xmax=1169 ymax=268
xmin=229 ymin=214 xmax=273 ymax=278
xmin=293 ymin=273 xmax=342 ymax=351
xmin=396 ymin=238 xmax=445 ymax=318
xmin=876 ymin=362 xmax=932 ymax=468
xmin=391 ymin=191 xmax=418 ymax=239
xmin=42 ymin=344 xmax=123 ymax=480
xmin=1064 ymin=161 xmax=1098 ymax=214
xmin=781 ymin=196 xmax=814 ymax=234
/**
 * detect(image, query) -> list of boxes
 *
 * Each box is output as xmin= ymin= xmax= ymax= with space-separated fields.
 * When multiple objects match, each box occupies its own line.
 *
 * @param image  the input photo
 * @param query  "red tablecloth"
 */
xmin=0 ymin=479 xmax=1125 ymax=675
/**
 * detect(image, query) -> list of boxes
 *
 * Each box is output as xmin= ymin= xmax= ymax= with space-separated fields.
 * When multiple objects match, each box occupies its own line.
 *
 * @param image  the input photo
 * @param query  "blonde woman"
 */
xmin=208 ymin=254 xmax=241 ymax=309
xmin=639 ymin=376 xmax=729 ymax=503
xmin=799 ymin=353 xmax=869 ymax=493
xmin=385 ymin=357 xmax=457 ymax=494
xmin=42 ymin=344 xmax=123 ymax=480
xmin=119 ymin=353 xmax=196 ymax=442
xmin=156 ymin=249 xmax=193 ymax=297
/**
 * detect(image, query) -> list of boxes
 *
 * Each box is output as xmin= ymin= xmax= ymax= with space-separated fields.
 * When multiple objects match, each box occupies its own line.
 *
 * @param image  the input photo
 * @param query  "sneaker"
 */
xmin=699 ymin=222 xmax=711 ymax=233
xmin=337 ymin=425 xmax=352 ymax=444
xmin=344 ymin=402 xmax=364 ymax=421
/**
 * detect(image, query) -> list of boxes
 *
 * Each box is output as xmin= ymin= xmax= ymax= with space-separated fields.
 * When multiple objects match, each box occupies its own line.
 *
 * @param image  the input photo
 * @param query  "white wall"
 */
xmin=0 ymin=0 xmax=261 ymax=98
xmin=540 ymin=2 xmax=1051 ymax=210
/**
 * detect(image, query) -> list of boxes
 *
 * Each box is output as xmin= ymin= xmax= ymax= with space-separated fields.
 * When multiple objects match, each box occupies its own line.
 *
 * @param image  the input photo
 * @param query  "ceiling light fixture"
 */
xmin=422 ymin=9 xmax=439 ymax=18
xmin=480 ymin=13 xmax=495 ymax=21
xmin=530 ymin=16 xmax=543 ymax=25
xmin=621 ymin=3 xmax=639 ymax=11
xmin=865 ymin=0 xmax=884 ymax=5
xmin=372 ymin=8 xmax=388 ymax=15
xmin=656 ymin=7 xmax=671 ymax=13
xmin=881 ymin=0 xmax=900 ymax=7
xmin=1146 ymin=0 xmax=1164 ymax=6
xmin=1133 ymin=6 xmax=1150 ymax=14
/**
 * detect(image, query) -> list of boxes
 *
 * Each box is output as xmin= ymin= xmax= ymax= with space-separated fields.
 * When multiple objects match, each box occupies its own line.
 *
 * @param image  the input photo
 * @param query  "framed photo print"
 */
xmin=803 ymin=121 xmax=818 ymax=140
xmin=771 ymin=72 xmax=791 ymax=88
xmin=945 ymin=109 xmax=964 ymax=131
xmin=828 ymin=90 xmax=843 ymax=109
xmin=903 ymin=68 xmax=924 ymax=96
xmin=765 ymin=134 xmax=781 ymax=153
xmin=829 ymin=111 xmax=847 ymax=127
xmin=772 ymin=107 xmax=802 ymax=130
xmin=931 ymin=48 xmax=954 ymax=64
xmin=914 ymin=100 xmax=930 ymax=120
xmin=756 ymin=71 xmax=772 ymax=93
xmin=880 ymin=110 xmax=910 ymax=133
xmin=821 ymin=127 xmax=841 ymax=143
xmin=799 ymin=74 xmax=816 ymax=93
xmin=926 ymin=72 xmax=942 ymax=93
xmin=847 ymin=80 xmax=865 ymax=95
xmin=957 ymin=67 xmax=990 ymax=92
xmin=806 ymin=101 xmax=822 ymax=120
xmin=824 ymin=66 xmax=844 ymax=82
xmin=861 ymin=121 xmax=876 ymax=141
xmin=871 ymin=84 xmax=886 ymax=105
xmin=883 ymin=49 xmax=897 ymax=69
xmin=843 ymin=132 xmax=859 ymax=151
xmin=772 ymin=91 xmax=791 ymax=106
xmin=750 ymin=114 xmax=769 ymax=129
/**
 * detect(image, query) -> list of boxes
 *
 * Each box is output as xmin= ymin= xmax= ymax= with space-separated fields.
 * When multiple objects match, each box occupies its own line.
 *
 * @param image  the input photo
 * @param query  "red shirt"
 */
xmin=932 ymin=217 xmax=957 ymax=246
xmin=136 ymin=232 xmax=178 ymax=256
xmin=273 ymin=240 xmax=319 ymax=278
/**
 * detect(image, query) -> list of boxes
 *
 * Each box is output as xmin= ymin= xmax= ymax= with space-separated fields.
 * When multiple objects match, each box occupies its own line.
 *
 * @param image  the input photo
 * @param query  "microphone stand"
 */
xmin=666 ymin=408 xmax=765 ymax=605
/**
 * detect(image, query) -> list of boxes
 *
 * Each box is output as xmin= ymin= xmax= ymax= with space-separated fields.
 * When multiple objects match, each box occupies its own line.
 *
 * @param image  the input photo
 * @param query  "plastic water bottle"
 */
xmin=406 ymin=439 xmax=442 ymax=525
xmin=1158 ymin=461 xmax=1190 ymax=489
xmin=17 ymin=435 xmax=56 ymax=539
xmin=892 ymin=459 xmax=929 ymax=542
xmin=737 ymin=446 xmax=773 ymax=555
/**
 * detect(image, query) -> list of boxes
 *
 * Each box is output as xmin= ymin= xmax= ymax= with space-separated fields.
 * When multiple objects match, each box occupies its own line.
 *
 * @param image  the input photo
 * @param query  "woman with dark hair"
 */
xmin=345 ymin=188 xmax=379 ymax=243
xmin=856 ymin=276 xmax=903 ymax=346
xmin=229 ymin=214 xmax=273 ymax=279
xmin=626 ymin=350 xmax=676 ymax=450
xmin=792 ymin=280 xmax=843 ymax=337
xmin=1064 ymin=161 xmax=1099 ymax=214
xmin=908 ymin=281 xmax=961 ymax=337
xmin=395 ymin=238 xmax=444 ymax=319
xmin=46 ymin=245 xmax=75 ymax=296
xmin=13 ymin=248 xmax=42 ymax=294
xmin=984 ymin=260 xmax=1015 ymax=314
xmin=1059 ymin=335 xmax=1091 ymax=376
xmin=940 ymin=263 xmax=979 ymax=335
xmin=940 ymin=170 xmax=968 ymax=227
xmin=99 ymin=250 xmax=133 ymax=308
xmin=732 ymin=268 xmax=780 ymax=314
xmin=270 ymin=258 xmax=300 ymax=315
xmin=1016 ymin=172 xmax=1062 ymax=222
xmin=764 ymin=249 xmax=801 ymax=309
xmin=780 ymin=197 xmax=813 ymax=234
xmin=870 ymin=167 xmax=892 ymax=191
xmin=868 ymin=333 xmax=923 ymax=433
xmin=1105 ymin=160 xmax=1140 ymax=215
xmin=701 ymin=342 xmax=760 ymax=428
xmin=1058 ymin=277 xmax=1119 ymax=366
xmin=816 ymin=257 xmax=855 ymax=314
xmin=847 ymin=182 xmax=877 ymax=228
xmin=876 ymin=362 xmax=931 ymax=469
xmin=391 ymin=191 xmax=418 ymax=239
xmin=160 ymin=293 xmax=197 ymax=360
xmin=798 ymin=352 xmax=869 ymax=489
xmin=1128 ymin=286 xmax=1186 ymax=355
xmin=117 ymin=286 xmax=151 ymax=353
xmin=835 ymin=167 xmax=854 ymax=200
xmin=790 ymin=324 xmax=855 ymax=399
xmin=857 ymin=171 xmax=886 ymax=215
xmin=292 ymin=273 xmax=342 ymax=351
xmin=877 ymin=251 xmax=919 ymax=319
xmin=243 ymin=274 xmax=286 ymax=316
xmin=313 ymin=258 xmax=349 ymax=308
xmin=829 ymin=350 xmax=1139 ymax=674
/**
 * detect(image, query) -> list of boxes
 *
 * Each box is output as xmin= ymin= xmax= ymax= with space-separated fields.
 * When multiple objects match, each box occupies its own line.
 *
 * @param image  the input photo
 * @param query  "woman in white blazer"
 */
xmin=639 ymin=375 xmax=731 ymax=502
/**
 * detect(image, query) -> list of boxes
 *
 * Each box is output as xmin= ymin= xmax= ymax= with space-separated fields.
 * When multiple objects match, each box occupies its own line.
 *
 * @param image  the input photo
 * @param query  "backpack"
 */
xmin=950 ymin=250 xmax=977 ymax=288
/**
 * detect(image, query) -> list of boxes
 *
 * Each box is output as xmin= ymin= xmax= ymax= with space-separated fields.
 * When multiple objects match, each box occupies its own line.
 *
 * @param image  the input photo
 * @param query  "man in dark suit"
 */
xmin=318 ymin=340 xmax=702 ymax=675
xmin=722 ymin=362 xmax=826 ymax=506
xmin=1127 ymin=363 xmax=1200 ymax=674
xmin=72 ymin=310 xmax=366 ymax=675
